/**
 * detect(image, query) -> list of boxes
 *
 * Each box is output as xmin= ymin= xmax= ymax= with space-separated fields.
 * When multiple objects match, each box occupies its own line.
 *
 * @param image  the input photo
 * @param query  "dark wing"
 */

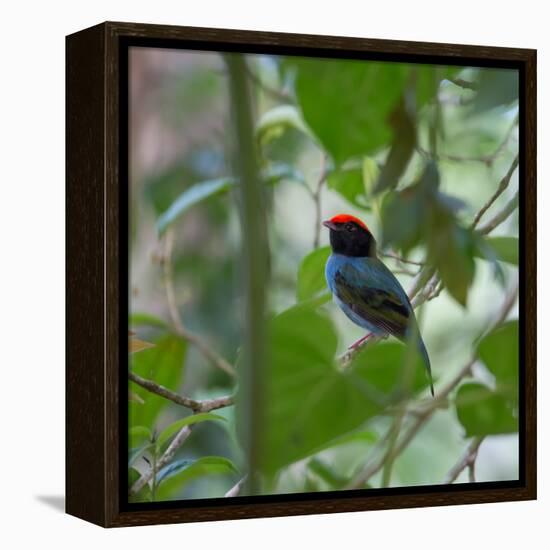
xmin=334 ymin=268 xmax=411 ymax=340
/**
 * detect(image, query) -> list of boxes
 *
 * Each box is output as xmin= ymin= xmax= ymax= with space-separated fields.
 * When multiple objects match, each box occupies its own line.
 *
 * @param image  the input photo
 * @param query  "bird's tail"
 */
xmin=417 ymin=338 xmax=434 ymax=397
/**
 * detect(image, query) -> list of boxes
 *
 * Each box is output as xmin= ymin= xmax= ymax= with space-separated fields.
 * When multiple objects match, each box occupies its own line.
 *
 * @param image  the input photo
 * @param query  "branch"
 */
xmin=245 ymin=62 xmax=291 ymax=103
xmin=355 ymin=153 xmax=519 ymax=352
xmin=393 ymin=267 xmax=419 ymax=277
xmin=346 ymin=283 xmax=518 ymax=489
xmin=379 ymin=251 xmax=425 ymax=267
xmin=418 ymin=114 xmax=518 ymax=167
xmin=227 ymin=53 xmax=269 ymax=497
xmin=381 ymin=325 xmax=432 ymax=487
xmin=410 ymin=269 xmax=439 ymax=309
xmin=346 ymin=357 xmax=475 ymax=489
xmin=130 ymin=424 xmax=193 ymax=496
xmin=470 ymin=155 xmax=519 ymax=230
xmin=380 ymin=404 xmax=406 ymax=487
xmin=161 ymin=229 xmax=237 ymax=379
xmin=339 ymin=265 xmax=438 ymax=365
xmin=342 ymin=171 xmax=519 ymax=363
xmin=312 ymin=154 xmax=328 ymax=249
xmin=444 ymin=436 xmax=485 ymax=484
xmin=128 ymin=370 xmax=234 ymax=413
xmin=478 ymin=190 xmax=519 ymax=235
xmin=407 ymin=155 xmax=519 ymax=311
xmin=450 ymin=78 xmax=478 ymax=91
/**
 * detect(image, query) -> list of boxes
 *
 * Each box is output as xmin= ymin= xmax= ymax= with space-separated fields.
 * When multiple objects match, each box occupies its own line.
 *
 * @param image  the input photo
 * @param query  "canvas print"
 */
xmin=127 ymin=48 xmax=520 ymax=503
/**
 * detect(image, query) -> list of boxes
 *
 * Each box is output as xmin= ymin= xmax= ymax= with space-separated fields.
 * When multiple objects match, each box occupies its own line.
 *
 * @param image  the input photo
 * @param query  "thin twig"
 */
xmin=444 ymin=436 xmax=485 ymax=484
xmin=393 ymin=267 xmax=418 ymax=277
xmin=343 ymin=182 xmax=519 ymax=363
xmin=345 ymin=150 xmax=519 ymax=359
xmin=130 ymin=425 xmax=193 ymax=496
xmin=470 ymin=155 xmax=519 ymax=229
xmin=346 ymin=283 xmax=518 ymax=489
xmin=161 ymin=229 xmax=237 ymax=378
xmin=408 ymin=154 xmax=519 ymax=309
xmin=450 ymin=78 xmax=478 ymax=91
xmin=478 ymin=191 xmax=519 ymax=235
xmin=245 ymin=62 xmax=290 ymax=103
xmin=338 ymin=265 xmax=438 ymax=365
xmin=346 ymin=357 xmax=474 ymax=490
xmin=128 ymin=370 xmax=234 ymax=413
xmin=419 ymin=114 xmax=518 ymax=167
xmin=312 ymin=154 xmax=328 ymax=249
xmin=411 ymin=271 xmax=441 ymax=309
xmin=380 ymin=322 xmax=425 ymax=487
xmin=380 ymin=251 xmax=425 ymax=267
xmin=380 ymin=405 xmax=407 ymax=487
xmin=409 ymin=266 xmax=437 ymax=303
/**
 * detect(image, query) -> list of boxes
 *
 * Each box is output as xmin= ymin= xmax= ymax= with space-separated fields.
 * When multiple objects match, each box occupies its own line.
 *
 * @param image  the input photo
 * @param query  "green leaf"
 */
xmin=155 ymin=164 xmax=304 ymax=235
xmin=382 ymin=185 xmax=426 ymax=253
xmin=128 ymin=468 xmax=152 ymax=503
xmin=296 ymin=247 xmax=331 ymax=301
xmin=256 ymin=104 xmax=315 ymax=146
xmin=323 ymin=429 xmax=378 ymax=449
xmin=327 ymin=167 xmax=370 ymax=208
xmin=382 ymin=162 xmax=476 ymax=306
xmin=157 ymin=177 xmax=236 ymax=235
xmin=479 ymin=236 xmax=519 ymax=266
xmin=362 ymin=157 xmax=380 ymax=196
xmin=292 ymin=291 xmax=332 ymax=313
xmin=155 ymin=456 xmax=238 ymax=500
xmin=472 ymin=234 xmax=506 ymax=285
xmin=293 ymin=61 xmax=457 ymax=166
xmin=455 ymin=382 xmax=517 ymax=437
xmin=374 ymin=100 xmax=416 ymax=193
xmin=307 ymin=458 xmax=349 ymax=490
xmin=430 ymin=223 xmax=476 ymax=307
xmin=478 ymin=320 xmax=519 ymax=399
xmin=250 ymin=307 xmax=429 ymax=477
xmin=350 ymin=341 xmax=430 ymax=397
xmin=129 ymin=425 xmax=152 ymax=449
xmin=294 ymin=59 xmax=409 ymax=165
xmin=129 ymin=312 xmax=169 ymax=329
xmin=129 ymin=333 xmax=187 ymax=429
xmin=156 ymin=413 xmax=226 ymax=451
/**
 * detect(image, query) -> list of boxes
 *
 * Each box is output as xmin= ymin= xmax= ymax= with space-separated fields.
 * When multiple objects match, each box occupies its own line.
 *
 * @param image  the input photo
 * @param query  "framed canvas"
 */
xmin=66 ymin=21 xmax=536 ymax=527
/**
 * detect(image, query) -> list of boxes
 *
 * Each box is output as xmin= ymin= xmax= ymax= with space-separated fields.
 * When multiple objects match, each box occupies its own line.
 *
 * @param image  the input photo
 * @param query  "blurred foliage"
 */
xmin=296 ymin=246 xmax=331 ymax=301
xmin=477 ymin=236 xmax=519 ymax=265
xmin=155 ymin=456 xmax=238 ymax=501
xmin=291 ymin=59 xmax=459 ymax=166
xmin=128 ymin=49 xmax=520 ymax=502
xmin=239 ymin=306 xmax=429 ymax=478
xmin=456 ymin=321 xmax=519 ymax=437
xmin=130 ymin=334 xmax=187 ymax=429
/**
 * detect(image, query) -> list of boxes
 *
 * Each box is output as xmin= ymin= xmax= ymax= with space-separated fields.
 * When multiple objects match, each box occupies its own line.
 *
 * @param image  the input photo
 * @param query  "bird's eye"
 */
xmin=346 ymin=223 xmax=356 ymax=231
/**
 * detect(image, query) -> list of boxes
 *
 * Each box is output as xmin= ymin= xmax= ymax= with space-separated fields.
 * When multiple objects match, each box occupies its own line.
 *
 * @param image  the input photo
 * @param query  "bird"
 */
xmin=323 ymin=213 xmax=434 ymax=396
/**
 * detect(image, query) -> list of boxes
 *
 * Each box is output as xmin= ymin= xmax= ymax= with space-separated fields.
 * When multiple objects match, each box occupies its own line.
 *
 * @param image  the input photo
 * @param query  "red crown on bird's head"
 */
xmin=328 ymin=214 xmax=369 ymax=231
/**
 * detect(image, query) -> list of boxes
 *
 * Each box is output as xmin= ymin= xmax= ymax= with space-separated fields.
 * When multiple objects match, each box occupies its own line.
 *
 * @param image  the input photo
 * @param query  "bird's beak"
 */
xmin=323 ymin=220 xmax=339 ymax=230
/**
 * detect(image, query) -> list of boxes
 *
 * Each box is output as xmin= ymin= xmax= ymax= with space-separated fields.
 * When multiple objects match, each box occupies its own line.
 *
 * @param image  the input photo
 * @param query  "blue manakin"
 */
xmin=323 ymin=213 xmax=434 ymax=396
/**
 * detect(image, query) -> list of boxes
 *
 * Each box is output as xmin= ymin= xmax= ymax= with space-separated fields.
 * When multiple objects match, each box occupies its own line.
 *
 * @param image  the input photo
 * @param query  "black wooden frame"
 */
xmin=66 ymin=21 xmax=537 ymax=527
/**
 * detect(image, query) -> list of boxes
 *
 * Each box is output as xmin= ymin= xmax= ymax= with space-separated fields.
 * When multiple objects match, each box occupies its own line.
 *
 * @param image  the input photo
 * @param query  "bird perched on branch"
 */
xmin=323 ymin=213 xmax=434 ymax=396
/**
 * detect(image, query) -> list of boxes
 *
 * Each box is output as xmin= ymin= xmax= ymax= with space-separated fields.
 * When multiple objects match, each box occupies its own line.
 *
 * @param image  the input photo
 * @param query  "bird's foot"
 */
xmin=349 ymin=332 xmax=374 ymax=350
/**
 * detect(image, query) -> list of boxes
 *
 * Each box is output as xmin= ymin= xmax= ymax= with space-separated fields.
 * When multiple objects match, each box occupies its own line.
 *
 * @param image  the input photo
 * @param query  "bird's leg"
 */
xmin=349 ymin=332 xmax=374 ymax=350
